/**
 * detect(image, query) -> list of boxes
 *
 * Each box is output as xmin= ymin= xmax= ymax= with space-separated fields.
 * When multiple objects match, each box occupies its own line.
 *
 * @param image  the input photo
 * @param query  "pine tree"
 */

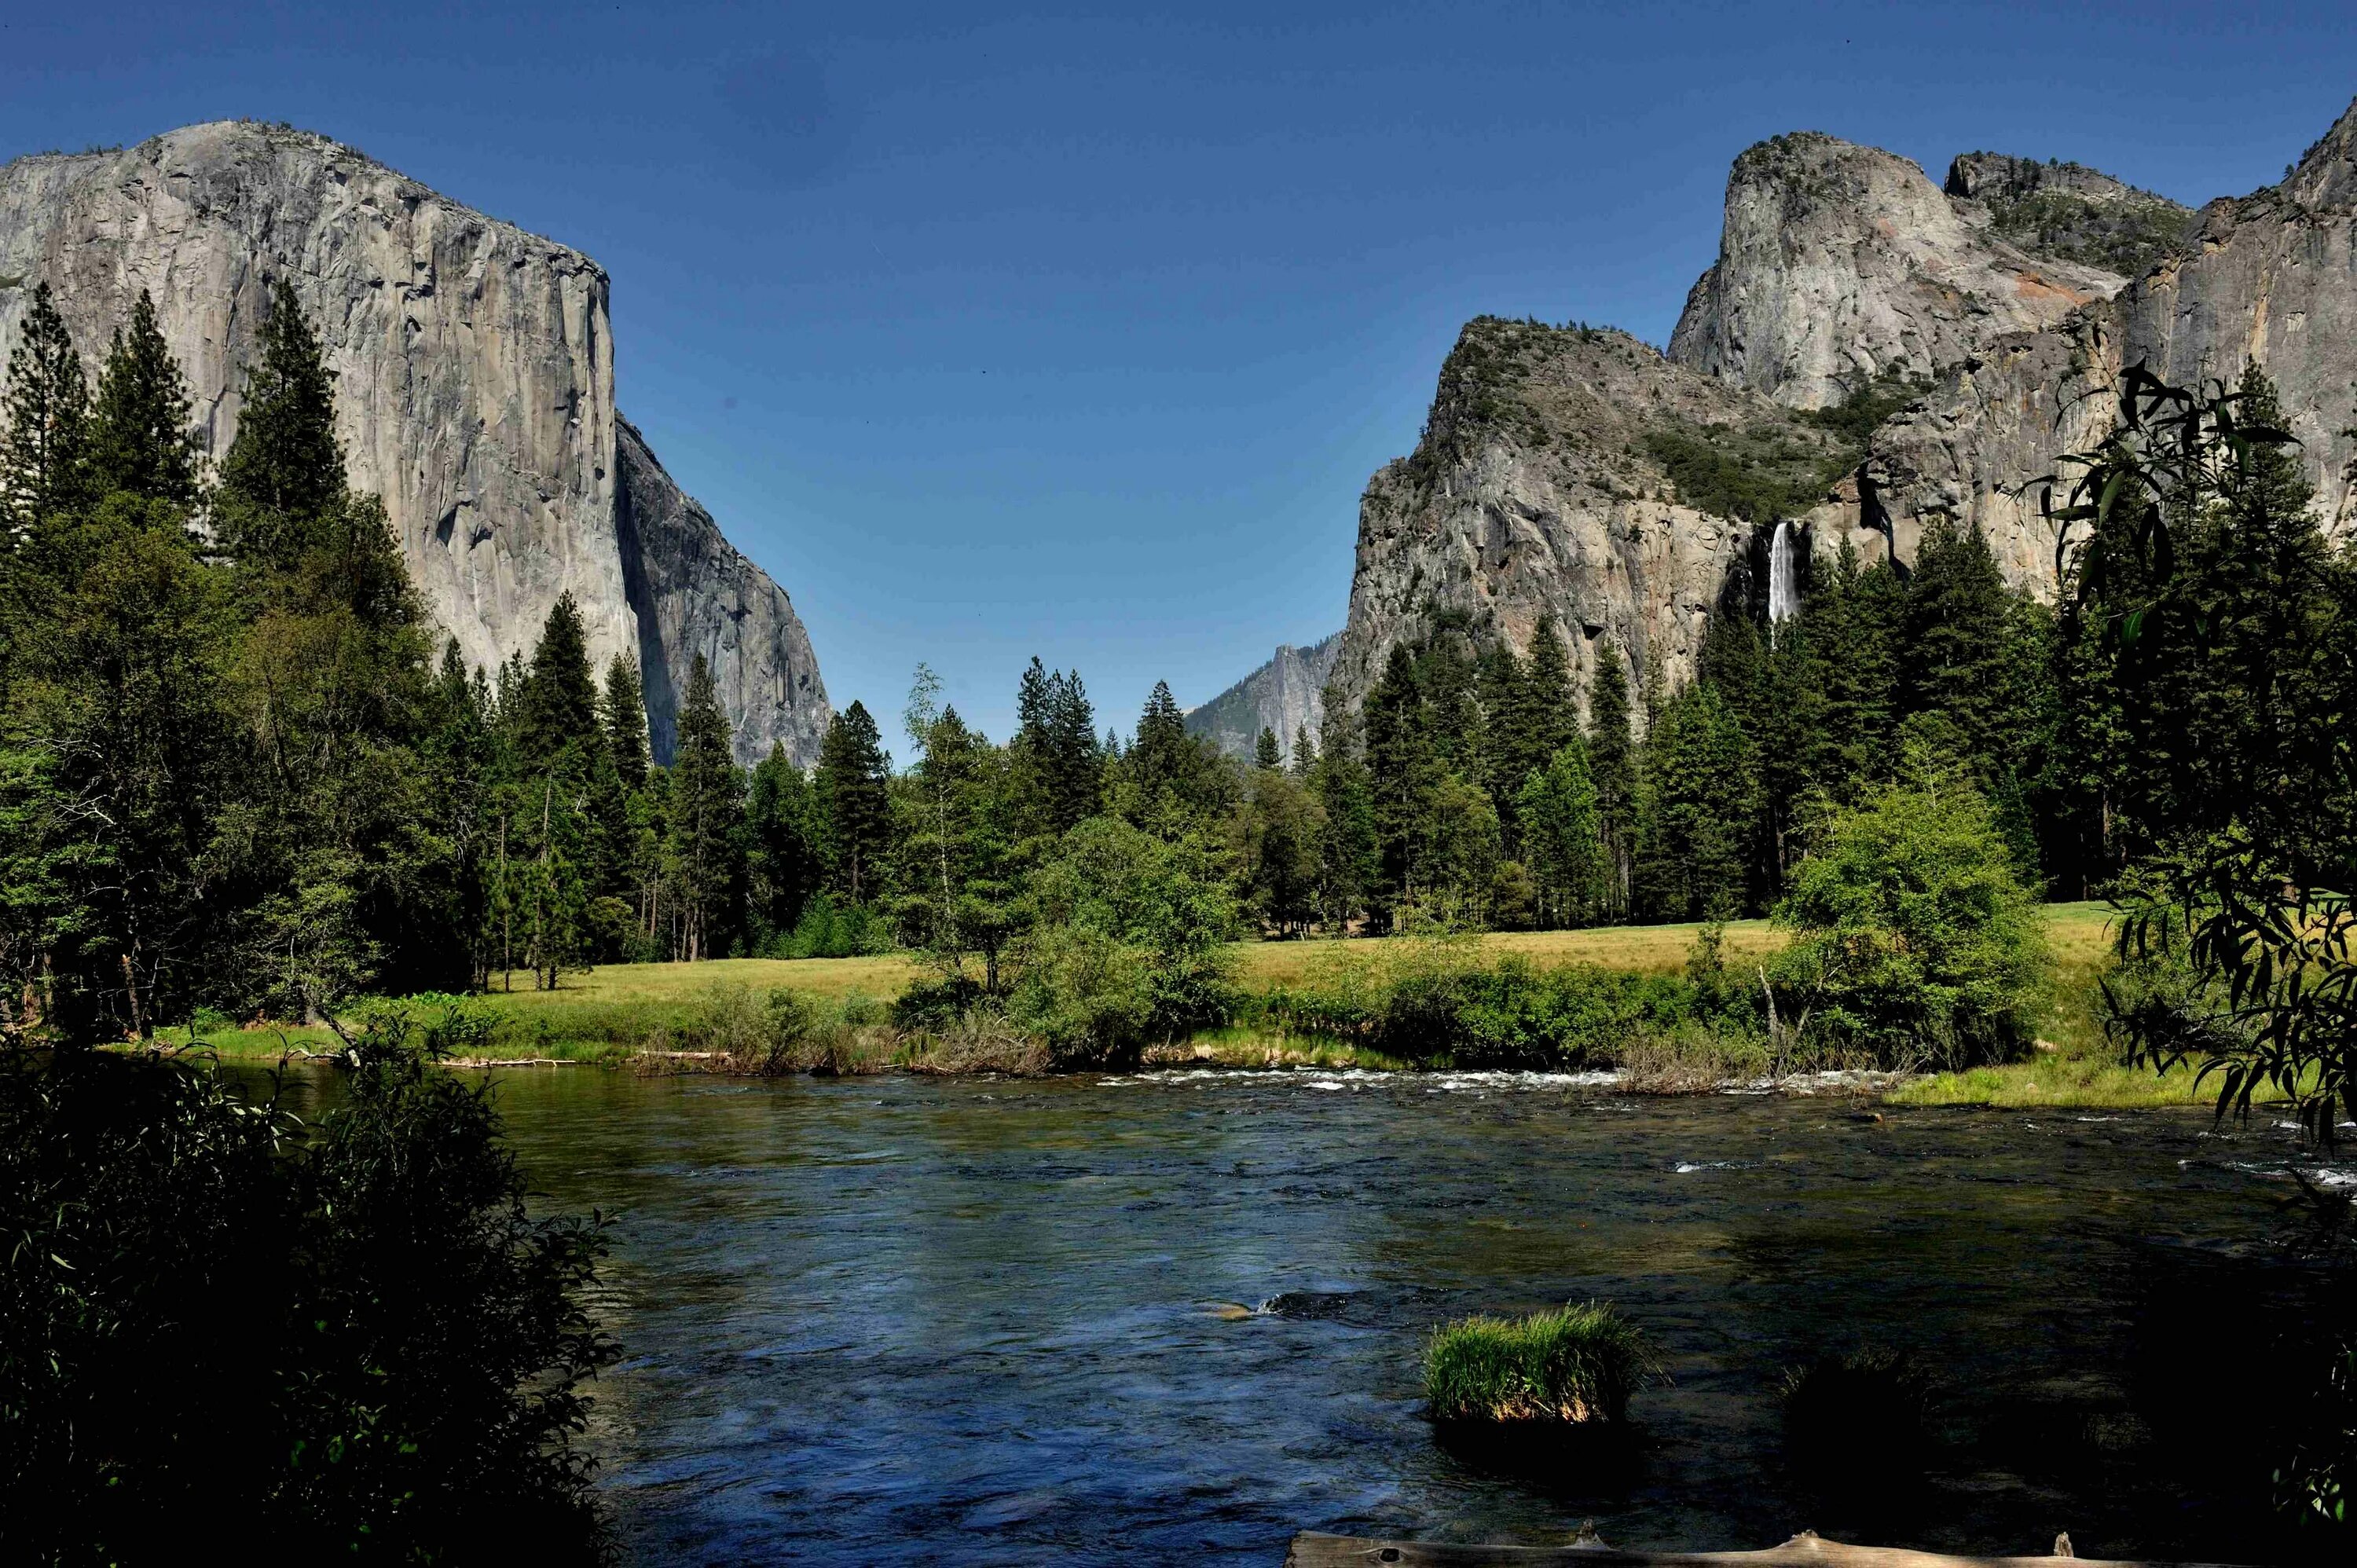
xmin=1812 ymin=543 xmax=1904 ymax=798
xmin=1516 ymin=738 xmax=1602 ymax=928
xmin=1045 ymin=666 xmax=1102 ymax=830
xmin=216 ymin=279 xmax=344 ymax=567
xmin=1254 ymin=725 xmax=1281 ymax=771
xmin=816 ymin=700 xmax=891 ymax=903
xmin=1129 ymin=680 xmax=1199 ymax=811
xmin=1013 ymin=658 xmax=1102 ymax=833
xmin=515 ymin=593 xmax=600 ymax=774
xmin=1523 ymin=615 xmax=1578 ymax=763
xmin=86 ymin=291 xmax=201 ymax=506
xmin=1362 ymin=643 xmax=1437 ymax=915
xmin=1474 ymin=639 xmax=1530 ymax=825
xmin=423 ymin=639 xmax=498 ymax=988
xmin=1290 ymin=724 xmax=1315 ymax=778
xmin=1901 ymin=520 xmax=2012 ymax=766
xmin=746 ymin=742 xmax=821 ymax=943
xmin=1311 ymin=694 xmax=1377 ymax=931
xmin=1586 ymin=645 xmax=1637 ymax=919
xmin=1633 ymin=681 xmax=1752 ymax=921
xmin=601 ymin=654 xmax=650 ymax=791
xmin=666 ymin=655 xmax=745 ymax=960
xmin=2198 ymin=365 xmax=2337 ymax=862
xmin=1 ymin=280 xmax=90 ymax=527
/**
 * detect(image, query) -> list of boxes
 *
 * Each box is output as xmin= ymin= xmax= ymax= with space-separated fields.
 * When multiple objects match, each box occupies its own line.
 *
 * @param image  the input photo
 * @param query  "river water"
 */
xmin=445 ymin=1067 xmax=2344 ymax=1565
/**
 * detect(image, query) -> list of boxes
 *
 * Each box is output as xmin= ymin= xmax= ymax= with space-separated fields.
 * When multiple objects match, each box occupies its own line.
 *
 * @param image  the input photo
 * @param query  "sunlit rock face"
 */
xmin=1668 ymin=131 xmax=2128 ymax=412
xmin=1873 ymin=96 xmax=2357 ymax=592
xmin=1336 ymin=101 xmax=2357 ymax=708
xmin=1327 ymin=319 xmax=1864 ymax=727
xmin=0 ymin=120 xmax=830 ymax=763
xmin=1186 ymin=633 xmax=1343 ymax=761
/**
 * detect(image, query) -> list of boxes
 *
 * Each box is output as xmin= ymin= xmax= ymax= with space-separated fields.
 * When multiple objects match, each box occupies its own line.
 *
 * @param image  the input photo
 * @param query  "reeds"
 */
xmin=1423 ymin=1302 xmax=1652 ymax=1424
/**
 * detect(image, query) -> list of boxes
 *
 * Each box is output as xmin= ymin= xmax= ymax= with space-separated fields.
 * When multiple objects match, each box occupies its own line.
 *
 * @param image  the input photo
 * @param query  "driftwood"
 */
xmin=1285 ymin=1529 xmax=2253 ymax=1568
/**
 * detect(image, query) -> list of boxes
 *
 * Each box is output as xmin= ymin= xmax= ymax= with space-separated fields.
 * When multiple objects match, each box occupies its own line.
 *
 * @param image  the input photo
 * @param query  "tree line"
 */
xmin=6 ymin=266 xmax=2351 ymax=1047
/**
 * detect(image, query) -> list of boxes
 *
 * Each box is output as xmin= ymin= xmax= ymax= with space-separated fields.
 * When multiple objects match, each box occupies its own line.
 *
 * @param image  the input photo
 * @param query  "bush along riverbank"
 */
xmin=1 ymin=1020 xmax=617 ymax=1559
xmin=163 ymin=768 xmax=2264 ymax=1108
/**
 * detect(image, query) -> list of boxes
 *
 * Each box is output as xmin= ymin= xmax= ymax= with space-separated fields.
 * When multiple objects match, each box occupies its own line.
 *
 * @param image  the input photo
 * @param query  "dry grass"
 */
xmin=1231 ymin=918 xmax=1786 ymax=987
xmin=179 ymin=903 xmax=2220 ymax=1107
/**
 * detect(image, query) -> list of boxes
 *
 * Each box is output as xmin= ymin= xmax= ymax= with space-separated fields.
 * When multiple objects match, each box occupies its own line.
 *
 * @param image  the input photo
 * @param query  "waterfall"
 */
xmin=1766 ymin=521 xmax=1801 ymax=625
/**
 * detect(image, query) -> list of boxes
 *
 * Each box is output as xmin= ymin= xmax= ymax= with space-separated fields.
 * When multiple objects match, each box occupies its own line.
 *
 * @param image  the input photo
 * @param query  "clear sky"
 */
xmin=3 ymin=2 xmax=2353 ymax=745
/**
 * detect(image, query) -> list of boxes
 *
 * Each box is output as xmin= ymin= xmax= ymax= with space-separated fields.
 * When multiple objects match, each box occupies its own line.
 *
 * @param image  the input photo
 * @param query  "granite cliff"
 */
xmin=1328 ymin=317 xmax=1866 ymax=724
xmin=1666 ymin=131 xmax=2150 ymax=411
xmin=0 ymin=120 xmax=828 ymax=764
xmin=1185 ymin=632 xmax=1341 ymax=760
xmin=1331 ymin=101 xmax=2354 ymax=721
xmin=1871 ymin=97 xmax=2357 ymax=587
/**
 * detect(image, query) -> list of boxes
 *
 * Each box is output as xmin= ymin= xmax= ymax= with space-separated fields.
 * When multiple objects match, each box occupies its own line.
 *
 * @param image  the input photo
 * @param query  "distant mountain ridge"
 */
xmin=1186 ymin=633 xmax=1341 ymax=760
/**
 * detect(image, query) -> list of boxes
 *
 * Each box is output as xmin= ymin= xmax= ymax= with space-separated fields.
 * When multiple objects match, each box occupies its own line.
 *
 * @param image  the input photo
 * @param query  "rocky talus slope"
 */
xmin=1185 ymin=632 xmax=1342 ymax=760
xmin=0 ymin=121 xmax=828 ymax=764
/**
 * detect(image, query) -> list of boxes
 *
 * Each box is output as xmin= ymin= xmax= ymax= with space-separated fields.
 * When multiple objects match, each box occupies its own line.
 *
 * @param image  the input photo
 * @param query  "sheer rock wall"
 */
xmin=0 ymin=120 xmax=829 ymax=763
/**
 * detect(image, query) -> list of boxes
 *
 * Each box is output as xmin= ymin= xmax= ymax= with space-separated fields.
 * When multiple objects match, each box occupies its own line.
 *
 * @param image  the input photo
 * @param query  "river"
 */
xmin=435 ymin=1067 xmax=2343 ymax=1564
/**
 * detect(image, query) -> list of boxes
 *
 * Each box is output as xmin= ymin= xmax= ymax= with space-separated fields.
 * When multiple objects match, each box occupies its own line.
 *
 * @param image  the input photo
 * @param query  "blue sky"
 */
xmin=3 ymin=2 xmax=2353 ymax=744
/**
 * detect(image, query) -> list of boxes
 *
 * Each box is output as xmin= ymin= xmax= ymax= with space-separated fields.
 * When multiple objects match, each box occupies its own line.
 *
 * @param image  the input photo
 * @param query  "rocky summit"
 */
xmin=1321 ymin=97 xmax=2357 ymax=725
xmin=0 ymin=121 xmax=828 ymax=764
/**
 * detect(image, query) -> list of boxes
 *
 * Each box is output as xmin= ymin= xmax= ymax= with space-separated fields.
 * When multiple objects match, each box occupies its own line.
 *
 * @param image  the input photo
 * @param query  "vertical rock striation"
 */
xmin=614 ymin=418 xmax=827 ymax=764
xmin=0 ymin=120 xmax=829 ymax=763
xmin=1185 ymin=632 xmax=1342 ymax=760
xmin=1873 ymin=95 xmax=2357 ymax=585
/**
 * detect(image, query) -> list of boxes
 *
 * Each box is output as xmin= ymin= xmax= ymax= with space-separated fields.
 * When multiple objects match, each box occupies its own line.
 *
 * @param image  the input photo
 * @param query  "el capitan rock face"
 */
xmin=0 ymin=120 xmax=829 ymax=764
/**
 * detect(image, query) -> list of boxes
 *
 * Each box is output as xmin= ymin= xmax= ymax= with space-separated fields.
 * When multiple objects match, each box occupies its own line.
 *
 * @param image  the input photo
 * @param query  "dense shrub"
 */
xmin=0 ymin=1020 xmax=615 ymax=1562
xmin=1249 ymin=940 xmax=1724 ymax=1068
xmin=761 ymin=893 xmax=893 ymax=959
xmin=1771 ymin=769 xmax=2050 ymax=1069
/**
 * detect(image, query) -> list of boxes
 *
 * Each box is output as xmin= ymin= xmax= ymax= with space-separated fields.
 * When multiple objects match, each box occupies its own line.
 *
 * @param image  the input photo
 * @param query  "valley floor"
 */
xmin=167 ymin=901 xmax=2244 ymax=1111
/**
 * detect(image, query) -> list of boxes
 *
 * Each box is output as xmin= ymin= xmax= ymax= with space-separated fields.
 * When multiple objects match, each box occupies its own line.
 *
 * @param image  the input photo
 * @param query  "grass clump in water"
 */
xmin=1423 ymin=1302 xmax=1651 ymax=1424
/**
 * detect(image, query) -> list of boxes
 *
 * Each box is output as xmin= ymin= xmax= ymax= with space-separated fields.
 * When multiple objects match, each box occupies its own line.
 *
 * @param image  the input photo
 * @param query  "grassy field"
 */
xmin=177 ymin=900 xmax=2245 ymax=1109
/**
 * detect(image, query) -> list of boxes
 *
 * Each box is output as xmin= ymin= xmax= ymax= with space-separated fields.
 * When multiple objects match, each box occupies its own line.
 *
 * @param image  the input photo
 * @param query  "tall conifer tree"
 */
xmin=217 ymin=279 xmax=344 ymax=568
xmin=1586 ymin=646 xmax=1637 ymax=919
xmin=816 ymin=701 xmax=891 ymax=903
xmin=86 ymin=291 xmax=201 ymax=505
xmin=1 ymin=281 xmax=90 ymax=527
xmin=667 ymin=655 xmax=745 ymax=959
xmin=515 ymin=593 xmax=600 ymax=774
xmin=601 ymin=654 xmax=651 ymax=791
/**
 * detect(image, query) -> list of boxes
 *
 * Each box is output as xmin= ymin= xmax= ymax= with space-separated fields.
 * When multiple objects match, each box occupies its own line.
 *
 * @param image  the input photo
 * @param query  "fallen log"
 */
xmin=1285 ymin=1529 xmax=2252 ymax=1568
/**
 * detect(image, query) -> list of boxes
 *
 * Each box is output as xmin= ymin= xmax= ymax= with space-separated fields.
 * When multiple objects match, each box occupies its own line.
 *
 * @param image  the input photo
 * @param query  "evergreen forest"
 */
xmin=5 ymin=275 xmax=2355 ymax=1067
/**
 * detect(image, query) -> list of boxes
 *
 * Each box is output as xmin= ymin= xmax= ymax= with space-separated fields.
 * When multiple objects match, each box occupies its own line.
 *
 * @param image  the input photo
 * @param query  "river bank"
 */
xmin=155 ymin=903 xmax=2250 ymax=1110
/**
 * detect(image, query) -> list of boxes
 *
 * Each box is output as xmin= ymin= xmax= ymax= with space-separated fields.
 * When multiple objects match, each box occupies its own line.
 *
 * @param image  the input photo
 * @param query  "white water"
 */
xmin=1767 ymin=518 xmax=1802 ymax=624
